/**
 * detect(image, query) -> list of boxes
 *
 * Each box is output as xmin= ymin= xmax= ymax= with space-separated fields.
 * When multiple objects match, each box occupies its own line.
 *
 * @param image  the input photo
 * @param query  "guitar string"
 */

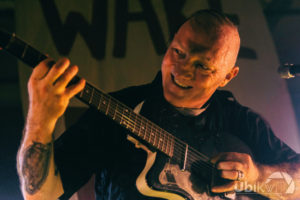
xmin=84 ymin=88 xmax=211 ymax=162
xmin=104 ymin=112 xmax=214 ymax=172
xmin=84 ymin=84 xmax=212 ymax=162
xmin=81 ymin=89 xmax=216 ymax=171
xmin=107 ymin=109 xmax=215 ymax=172
xmin=81 ymin=87 xmax=216 ymax=171
xmin=82 ymin=86 xmax=213 ymax=166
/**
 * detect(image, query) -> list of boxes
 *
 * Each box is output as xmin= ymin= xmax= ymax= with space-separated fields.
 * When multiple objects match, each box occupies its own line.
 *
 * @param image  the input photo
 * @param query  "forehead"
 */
xmin=174 ymin=19 xmax=232 ymax=52
xmin=173 ymin=19 xmax=240 ymax=66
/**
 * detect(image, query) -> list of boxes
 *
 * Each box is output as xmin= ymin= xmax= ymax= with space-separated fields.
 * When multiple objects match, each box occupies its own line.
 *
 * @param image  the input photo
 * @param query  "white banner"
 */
xmin=16 ymin=0 xmax=299 ymax=151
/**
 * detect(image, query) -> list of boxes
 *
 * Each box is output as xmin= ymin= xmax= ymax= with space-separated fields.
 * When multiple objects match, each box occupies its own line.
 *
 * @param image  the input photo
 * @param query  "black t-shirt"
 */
xmin=54 ymin=72 xmax=300 ymax=200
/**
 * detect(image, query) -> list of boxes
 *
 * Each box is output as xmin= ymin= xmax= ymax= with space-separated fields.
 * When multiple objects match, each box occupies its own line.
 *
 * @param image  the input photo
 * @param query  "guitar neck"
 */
xmin=78 ymin=82 xmax=176 ymax=158
xmin=0 ymin=30 xmax=178 ymax=158
xmin=0 ymin=30 xmax=215 ymax=173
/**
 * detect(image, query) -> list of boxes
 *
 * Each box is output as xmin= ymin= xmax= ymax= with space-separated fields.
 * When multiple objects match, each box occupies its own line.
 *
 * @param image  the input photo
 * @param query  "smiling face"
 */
xmin=161 ymin=17 xmax=240 ymax=108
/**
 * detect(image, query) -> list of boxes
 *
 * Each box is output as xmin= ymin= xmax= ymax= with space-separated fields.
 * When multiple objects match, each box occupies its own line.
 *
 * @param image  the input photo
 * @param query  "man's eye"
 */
xmin=172 ymin=48 xmax=185 ymax=58
xmin=173 ymin=48 xmax=181 ymax=54
xmin=195 ymin=63 xmax=209 ymax=70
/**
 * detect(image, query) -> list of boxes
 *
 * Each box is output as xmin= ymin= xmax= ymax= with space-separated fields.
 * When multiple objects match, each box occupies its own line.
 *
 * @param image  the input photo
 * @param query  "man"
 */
xmin=17 ymin=10 xmax=300 ymax=200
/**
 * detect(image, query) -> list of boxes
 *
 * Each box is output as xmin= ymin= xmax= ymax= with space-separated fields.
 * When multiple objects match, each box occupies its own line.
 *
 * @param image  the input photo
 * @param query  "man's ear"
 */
xmin=219 ymin=66 xmax=239 ymax=87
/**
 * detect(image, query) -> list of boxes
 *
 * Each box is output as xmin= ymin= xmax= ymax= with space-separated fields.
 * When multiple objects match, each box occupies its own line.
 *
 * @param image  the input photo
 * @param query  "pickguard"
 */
xmin=127 ymin=135 xmax=226 ymax=200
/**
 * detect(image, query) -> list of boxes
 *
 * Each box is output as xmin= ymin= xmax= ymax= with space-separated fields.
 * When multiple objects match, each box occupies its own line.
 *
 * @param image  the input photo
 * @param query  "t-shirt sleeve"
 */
xmin=54 ymin=108 xmax=115 ymax=199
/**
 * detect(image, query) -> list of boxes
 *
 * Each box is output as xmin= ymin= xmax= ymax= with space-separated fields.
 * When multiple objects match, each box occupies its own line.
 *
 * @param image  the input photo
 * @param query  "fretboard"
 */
xmin=0 ymin=30 xmax=179 ymax=158
xmin=78 ymin=82 xmax=178 ymax=157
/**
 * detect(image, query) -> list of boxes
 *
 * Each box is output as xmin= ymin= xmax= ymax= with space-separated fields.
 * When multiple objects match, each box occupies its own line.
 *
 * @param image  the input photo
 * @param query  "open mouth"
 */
xmin=171 ymin=74 xmax=192 ymax=89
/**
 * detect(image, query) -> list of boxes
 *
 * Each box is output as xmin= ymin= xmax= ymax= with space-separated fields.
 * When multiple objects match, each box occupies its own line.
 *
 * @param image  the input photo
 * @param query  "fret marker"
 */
xmin=142 ymin=126 xmax=145 ymax=130
xmin=86 ymin=89 xmax=90 ymax=94
xmin=103 ymin=101 xmax=106 ymax=104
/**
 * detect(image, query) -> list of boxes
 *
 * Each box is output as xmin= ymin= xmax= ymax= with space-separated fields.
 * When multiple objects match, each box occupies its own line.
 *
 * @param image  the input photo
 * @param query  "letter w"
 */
xmin=39 ymin=0 xmax=107 ymax=60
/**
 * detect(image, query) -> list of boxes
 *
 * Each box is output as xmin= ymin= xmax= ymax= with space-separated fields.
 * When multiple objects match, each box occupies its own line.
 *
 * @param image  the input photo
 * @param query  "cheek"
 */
xmin=195 ymin=72 xmax=226 ymax=89
xmin=194 ymin=71 xmax=221 ymax=90
xmin=161 ymin=54 xmax=173 ymax=74
xmin=162 ymin=49 xmax=176 ymax=66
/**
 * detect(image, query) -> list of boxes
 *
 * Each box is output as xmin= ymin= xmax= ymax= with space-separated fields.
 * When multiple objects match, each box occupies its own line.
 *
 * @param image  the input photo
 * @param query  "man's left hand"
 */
xmin=211 ymin=152 xmax=260 ymax=193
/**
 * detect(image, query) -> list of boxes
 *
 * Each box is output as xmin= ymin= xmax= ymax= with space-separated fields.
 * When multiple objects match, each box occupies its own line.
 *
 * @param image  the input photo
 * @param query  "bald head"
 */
xmin=187 ymin=10 xmax=241 ymax=69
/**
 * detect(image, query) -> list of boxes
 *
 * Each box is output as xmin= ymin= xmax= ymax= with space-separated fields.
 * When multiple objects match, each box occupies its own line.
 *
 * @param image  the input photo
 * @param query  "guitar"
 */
xmin=0 ymin=30 xmax=269 ymax=200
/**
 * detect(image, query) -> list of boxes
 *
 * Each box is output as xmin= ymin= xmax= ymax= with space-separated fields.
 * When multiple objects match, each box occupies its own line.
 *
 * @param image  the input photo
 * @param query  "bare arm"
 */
xmin=17 ymin=58 xmax=85 ymax=200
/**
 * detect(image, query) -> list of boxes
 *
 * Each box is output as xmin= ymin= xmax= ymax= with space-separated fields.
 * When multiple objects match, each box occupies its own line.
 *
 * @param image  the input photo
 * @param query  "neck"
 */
xmin=174 ymin=106 xmax=208 ymax=116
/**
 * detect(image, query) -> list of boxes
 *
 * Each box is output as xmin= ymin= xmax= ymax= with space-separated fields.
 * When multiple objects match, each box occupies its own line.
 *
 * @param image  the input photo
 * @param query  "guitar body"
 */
xmin=127 ymin=131 xmax=269 ymax=200
xmin=128 ymin=135 xmax=237 ymax=200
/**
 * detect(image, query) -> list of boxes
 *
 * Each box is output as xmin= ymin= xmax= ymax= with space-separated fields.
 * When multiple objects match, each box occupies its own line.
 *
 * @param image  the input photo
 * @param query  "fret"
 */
xmin=162 ymin=131 xmax=167 ymax=153
xmin=81 ymin=86 xmax=91 ymax=103
xmin=120 ymin=107 xmax=125 ymax=126
xmin=159 ymin=137 xmax=163 ymax=151
xmin=136 ymin=116 xmax=142 ymax=137
xmin=169 ymin=135 xmax=174 ymax=157
xmin=79 ymin=89 xmax=84 ymax=98
xmin=102 ymin=97 xmax=109 ymax=114
xmin=166 ymin=133 xmax=171 ymax=154
xmin=101 ymin=96 xmax=108 ymax=113
xmin=97 ymin=92 xmax=103 ymax=111
xmin=165 ymin=133 xmax=169 ymax=155
xmin=145 ymin=121 xmax=151 ymax=144
xmin=148 ymin=126 xmax=153 ymax=145
xmin=128 ymin=109 xmax=135 ymax=131
xmin=92 ymin=90 xmax=100 ymax=107
xmin=105 ymin=96 xmax=111 ymax=115
xmin=132 ymin=112 xmax=137 ymax=132
xmin=145 ymin=121 xmax=150 ymax=142
xmin=112 ymin=102 xmax=117 ymax=120
xmin=21 ymin=44 xmax=28 ymax=59
xmin=120 ymin=107 xmax=124 ymax=126
xmin=159 ymin=129 xmax=164 ymax=151
xmin=157 ymin=129 xmax=162 ymax=151
xmin=123 ymin=108 xmax=130 ymax=129
xmin=159 ymin=130 xmax=163 ymax=152
xmin=153 ymin=127 xmax=157 ymax=148
xmin=142 ymin=119 xmax=146 ymax=140
xmin=139 ymin=118 xmax=145 ymax=139
xmin=114 ymin=103 xmax=122 ymax=124
xmin=143 ymin=120 xmax=147 ymax=140
xmin=89 ymin=87 xmax=95 ymax=104
xmin=107 ymin=98 xmax=115 ymax=118
xmin=132 ymin=112 xmax=137 ymax=134
xmin=151 ymin=127 xmax=157 ymax=145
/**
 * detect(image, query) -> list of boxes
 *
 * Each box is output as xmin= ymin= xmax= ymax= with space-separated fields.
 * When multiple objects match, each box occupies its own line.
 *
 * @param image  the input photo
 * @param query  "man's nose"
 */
xmin=174 ymin=59 xmax=195 ymax=80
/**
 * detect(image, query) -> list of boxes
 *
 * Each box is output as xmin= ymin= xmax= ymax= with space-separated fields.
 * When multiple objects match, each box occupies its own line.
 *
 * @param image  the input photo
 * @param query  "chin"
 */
xmin=163 ymin=90 xmax=189 ymax=107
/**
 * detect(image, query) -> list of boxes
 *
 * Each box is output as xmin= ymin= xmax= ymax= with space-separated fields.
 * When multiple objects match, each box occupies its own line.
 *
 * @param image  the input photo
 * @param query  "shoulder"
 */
xmin=212 ymin=90 xmax=272 ymax=135
xmin=214 ymin=90 xmax=265 ymax=120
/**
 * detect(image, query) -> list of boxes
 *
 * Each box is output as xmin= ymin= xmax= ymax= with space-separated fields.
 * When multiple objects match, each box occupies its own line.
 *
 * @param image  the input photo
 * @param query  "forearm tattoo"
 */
xmin=21 ymin=142 xmax=52 ymax=194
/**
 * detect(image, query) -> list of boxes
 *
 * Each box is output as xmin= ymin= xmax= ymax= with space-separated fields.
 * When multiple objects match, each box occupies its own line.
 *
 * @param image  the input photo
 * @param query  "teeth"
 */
xmin=174 ymin=78 xmax=189 ymax=88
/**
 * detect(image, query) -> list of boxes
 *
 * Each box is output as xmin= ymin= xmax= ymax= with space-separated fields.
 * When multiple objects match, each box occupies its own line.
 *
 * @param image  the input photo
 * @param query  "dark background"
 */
xmin=1 ymin=0 xmax=300 ymax=199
